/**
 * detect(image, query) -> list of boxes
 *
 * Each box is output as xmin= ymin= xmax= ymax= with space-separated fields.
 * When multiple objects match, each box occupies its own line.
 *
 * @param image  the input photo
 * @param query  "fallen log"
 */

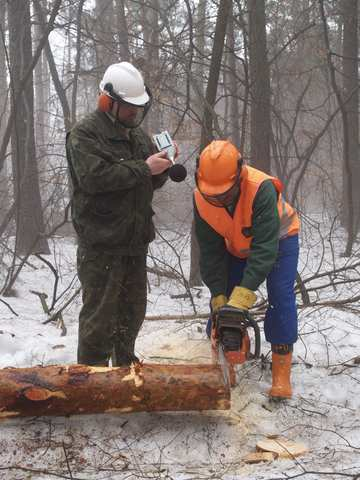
xmin=0 ymin=363 xmax=230 ymax=419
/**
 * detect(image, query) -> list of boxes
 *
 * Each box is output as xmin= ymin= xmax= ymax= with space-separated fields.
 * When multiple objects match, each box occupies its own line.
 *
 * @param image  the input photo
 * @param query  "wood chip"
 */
xmin=256 ymin=436 xmax=308 ymax=458
xmin=243 ymin=452 xmax=276 ymax=464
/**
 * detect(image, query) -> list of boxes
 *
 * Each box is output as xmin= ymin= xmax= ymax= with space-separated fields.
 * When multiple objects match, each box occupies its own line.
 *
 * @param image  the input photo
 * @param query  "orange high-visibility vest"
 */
xmin=194 ymin=165 xmax=300 ymax=259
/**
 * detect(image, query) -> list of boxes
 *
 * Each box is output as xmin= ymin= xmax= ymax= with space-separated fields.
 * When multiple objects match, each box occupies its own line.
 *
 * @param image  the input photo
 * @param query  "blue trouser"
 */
xmin=207 ymin=235 xmax=299 ymax=345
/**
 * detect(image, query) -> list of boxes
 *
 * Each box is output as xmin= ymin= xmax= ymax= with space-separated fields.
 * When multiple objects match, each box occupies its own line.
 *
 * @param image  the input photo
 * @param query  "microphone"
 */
xmin=166 ymin=150 xmax=187 ymax=182
xmin=152 ymin=131 xmax=187 ymax=182
xmin=169 ymin=163 xmax=187 ymax=182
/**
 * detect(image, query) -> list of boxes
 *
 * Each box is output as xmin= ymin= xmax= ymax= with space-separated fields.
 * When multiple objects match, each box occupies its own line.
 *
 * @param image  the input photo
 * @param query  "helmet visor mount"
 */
xmin=103 ymin=82 xmax=152 ymax=128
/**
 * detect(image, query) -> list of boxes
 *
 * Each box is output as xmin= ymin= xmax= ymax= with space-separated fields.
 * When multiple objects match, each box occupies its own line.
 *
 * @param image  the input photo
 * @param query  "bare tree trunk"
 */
xmin=34 ymin=2 xmax=47 ymax=167
xmin=33 ymin=0 xmax=72 ymax=132
xmin=115 ymin=0 xmax=130 ymax=61
xmin=189 ymin=0 xmax=206 ymax=288
xmin=34 ymin=6 xmax=46 ymax=158
xmin=190 ymin=0 xmax=231 ymax=287
xmin=200 ymin=0 xmax=232 ymax=149
xmin=142 ymin=0 xmax=161 ymax=132
xmin=8 ymin=0 xmax=49 ymax=256
xmin=0 ymin=363 xmax=230 ymax=418
xmin=248 ymin=0 xmax=271 ymax=173
xmin=0 ymin=0 xmax=9 ymax=221
xmin=319 ymin=0 xmax=357 ymax=256
xmin=71 ymin=0 xmax=86 ymax=125
xmin=226 ymin=9 xmax=241 ymax=146
xmin=95 ymin=0 xmax=116 ymax=77
xmin=193 ymin=0 xmax=206 ymax=121
xmin=342 ymin=0 xmax=359 ymax=235
xmin=0 ymin=0 xmax=62 ymax=175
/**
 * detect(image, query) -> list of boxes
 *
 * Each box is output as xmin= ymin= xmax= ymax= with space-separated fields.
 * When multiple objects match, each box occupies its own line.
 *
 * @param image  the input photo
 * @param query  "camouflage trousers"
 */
xmin=76 ymin=246 xmax=147 ymax=366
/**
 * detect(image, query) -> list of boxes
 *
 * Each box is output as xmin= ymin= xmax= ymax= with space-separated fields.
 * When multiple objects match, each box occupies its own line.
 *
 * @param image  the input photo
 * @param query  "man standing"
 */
xmin=194 ymin=140 xmax=300 ymax=399
xmin=66 ymin=62 xmax=172 ymax=367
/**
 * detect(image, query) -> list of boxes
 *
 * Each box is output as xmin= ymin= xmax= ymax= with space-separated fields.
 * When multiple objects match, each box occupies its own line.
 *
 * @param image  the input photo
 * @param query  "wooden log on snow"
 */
xmin=0 ymin=363 xmax=230 ymax=419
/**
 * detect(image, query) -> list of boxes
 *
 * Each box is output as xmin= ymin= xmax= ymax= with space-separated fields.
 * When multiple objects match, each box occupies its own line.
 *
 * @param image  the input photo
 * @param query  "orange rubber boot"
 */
xmin=269 ymin=351 xmax=293 ymax=399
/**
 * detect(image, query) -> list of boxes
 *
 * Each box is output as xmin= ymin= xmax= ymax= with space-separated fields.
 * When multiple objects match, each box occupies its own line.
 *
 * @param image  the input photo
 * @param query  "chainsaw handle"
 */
xmin=244 ymin=312 xmax=261 ymax=359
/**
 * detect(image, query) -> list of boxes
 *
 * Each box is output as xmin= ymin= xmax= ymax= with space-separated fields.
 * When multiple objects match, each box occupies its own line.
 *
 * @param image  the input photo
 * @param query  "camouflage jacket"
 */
xmin=66 ymin=110 xmax=168 ymax=254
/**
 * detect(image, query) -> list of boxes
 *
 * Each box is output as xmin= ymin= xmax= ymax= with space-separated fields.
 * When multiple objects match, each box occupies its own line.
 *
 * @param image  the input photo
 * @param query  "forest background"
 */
xmin=0 ymin=1 xmax=360 ymax=479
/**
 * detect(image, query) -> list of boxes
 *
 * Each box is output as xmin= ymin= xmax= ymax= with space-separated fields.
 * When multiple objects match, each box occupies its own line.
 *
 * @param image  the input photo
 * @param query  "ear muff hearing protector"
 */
xmin=97 ymin=82 xmax=115 ymax=112
xmin=97 ymin=93 xmax=113 ymax=112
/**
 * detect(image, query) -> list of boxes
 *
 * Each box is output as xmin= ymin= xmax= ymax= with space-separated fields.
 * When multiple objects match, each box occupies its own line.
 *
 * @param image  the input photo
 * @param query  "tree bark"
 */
xmin=115 ymin=0 xmax=130 ymax=61
xmin=0 ymin=363 xmax=230 ymax=419
xmin=248 ymin=0 xmax=271 ymax=173
xmin=8 ymin=0 xmax=49 ymax=256
xmin=190 ymin=0 xmax=231 ymax=287
xmin=71 ymin=0 xmax=86 ymax=125
xmin=0 ymin=0 xmax=9 ymax=221
xmin=226 ymin=8 xmax=241 ymax=147
xmin=0 ymin=0 xmax=62 ymax=175
xmin=142 ymin=0 xmax=161 ymax=133
xmin=319 ymin=0 xmax=357 ymax=256
xmin=342 ymin=0 xmax=359 ymax=236
xmin=200 ymin=0 xmax=232 ymax=150
xmin=94 ymin=0 xmax=116 ymax=76
xmin=33 ymin=0 xmax=72 ymax=132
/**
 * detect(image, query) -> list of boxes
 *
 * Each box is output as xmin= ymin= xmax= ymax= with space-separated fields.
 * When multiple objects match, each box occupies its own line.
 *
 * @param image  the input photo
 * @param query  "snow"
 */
xmin=0 ymin=226 xmax=359 ymax=480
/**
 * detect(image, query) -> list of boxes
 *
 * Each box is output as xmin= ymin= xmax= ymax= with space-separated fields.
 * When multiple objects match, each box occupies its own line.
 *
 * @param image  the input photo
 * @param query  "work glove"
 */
xmin=226 ymin=286 xmax=256 ymax=311
xmin=206 ymin=294 xmax=227 ymax=338
xmin=210 ymin=294 xmax=228 ymax=312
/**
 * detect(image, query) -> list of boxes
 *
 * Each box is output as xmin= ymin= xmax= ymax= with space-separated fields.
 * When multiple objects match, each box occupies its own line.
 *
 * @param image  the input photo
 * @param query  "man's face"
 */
xmin=112 ymin=101 xmax=145 ymax=128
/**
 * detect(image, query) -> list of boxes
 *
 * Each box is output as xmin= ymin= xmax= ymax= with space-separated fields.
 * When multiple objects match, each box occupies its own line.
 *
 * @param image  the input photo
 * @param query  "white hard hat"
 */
xmin=99 ymin=62 xmax=149 ymax=106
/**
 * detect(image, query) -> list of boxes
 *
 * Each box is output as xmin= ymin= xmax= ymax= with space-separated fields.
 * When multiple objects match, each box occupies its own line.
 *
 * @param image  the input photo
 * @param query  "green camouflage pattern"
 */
xmin=77 ymin=247 xmax=147 ymax=366
xmin=66 ymin=110 xmax=168 ymax=365
xmin=66 ymin=110 xmax=167 ymax=254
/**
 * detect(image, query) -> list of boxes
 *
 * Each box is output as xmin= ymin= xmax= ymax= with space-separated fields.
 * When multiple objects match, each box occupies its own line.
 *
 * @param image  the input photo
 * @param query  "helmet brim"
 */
xmin=120 ymin=90 xmax=150 ymax=106
xmin=197 ymin=177 xmax=236 ymax=196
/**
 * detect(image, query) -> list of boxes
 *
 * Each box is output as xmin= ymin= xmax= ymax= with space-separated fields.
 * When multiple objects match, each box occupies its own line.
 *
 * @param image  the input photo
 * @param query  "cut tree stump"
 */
xmin=0 ymin=363 xmax=230 ymax=419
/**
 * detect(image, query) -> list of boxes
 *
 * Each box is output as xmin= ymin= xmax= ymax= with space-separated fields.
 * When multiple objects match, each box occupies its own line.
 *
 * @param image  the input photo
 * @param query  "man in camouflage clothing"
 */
xmin=66 ymin=62 xmax=171 ymax=366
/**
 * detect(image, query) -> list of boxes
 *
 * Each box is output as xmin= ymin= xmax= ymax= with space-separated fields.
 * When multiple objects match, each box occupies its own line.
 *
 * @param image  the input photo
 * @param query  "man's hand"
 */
xmin=227 ymin=286 xmax=256 ymax=311
xmin=211 ymin=294 xmax=227 ymax=312
xmin=146 ymin=151 xmax=172 ymax=175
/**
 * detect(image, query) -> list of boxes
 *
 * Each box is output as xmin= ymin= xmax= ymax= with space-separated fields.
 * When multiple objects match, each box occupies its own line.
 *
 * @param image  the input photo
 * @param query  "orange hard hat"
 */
xmin=196 ymin=140 xmax=241 ymax=195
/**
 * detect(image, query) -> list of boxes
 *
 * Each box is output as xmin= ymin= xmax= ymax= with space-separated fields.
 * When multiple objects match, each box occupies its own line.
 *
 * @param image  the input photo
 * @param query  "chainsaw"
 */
xmin=211 ymin=306 xmax=261 ymax=387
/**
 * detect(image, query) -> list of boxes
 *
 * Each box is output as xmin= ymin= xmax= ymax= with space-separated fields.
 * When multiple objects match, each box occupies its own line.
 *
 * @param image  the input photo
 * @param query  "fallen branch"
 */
xmin=145 ymin=313 xmax=208 ymax=321
xmin=0 ymin=298 xmax=18 ymax=316
xmin=43 ymin=288 xmax=81 ymax=326
xmin=0 ymin=465 xmax=85 ymax=480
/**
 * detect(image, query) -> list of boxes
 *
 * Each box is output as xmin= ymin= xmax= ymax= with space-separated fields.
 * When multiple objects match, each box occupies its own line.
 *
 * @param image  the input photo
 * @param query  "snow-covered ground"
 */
xmin=0 ymin=223 xmax=359 ymax=480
